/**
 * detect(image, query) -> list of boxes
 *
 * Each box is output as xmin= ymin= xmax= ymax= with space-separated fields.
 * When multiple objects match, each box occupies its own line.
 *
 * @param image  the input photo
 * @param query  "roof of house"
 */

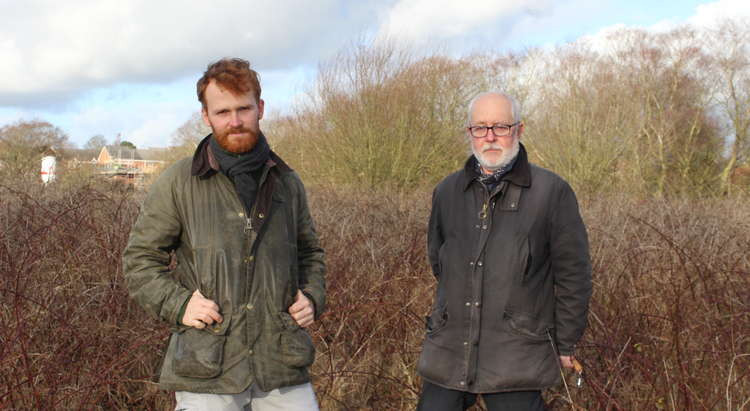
xmin=105 ymin=145 xmax=142 ymax=160
xmin=137 ymin=147 xmax=170 ymax=161
xmin=67 ymin=148 xmax=101 ymax=161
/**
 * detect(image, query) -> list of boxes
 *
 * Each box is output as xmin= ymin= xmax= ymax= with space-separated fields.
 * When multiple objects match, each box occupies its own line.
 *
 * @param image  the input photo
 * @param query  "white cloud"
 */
xmin=577 ymin=0 xmax=750 ymax=52
xmin=689 ymin=0 xmax=750 ymax=26
xmin=0 ymin=0 xmax=381 ymax=106
xmin=377 ymin=0 xmax=555 ymax=44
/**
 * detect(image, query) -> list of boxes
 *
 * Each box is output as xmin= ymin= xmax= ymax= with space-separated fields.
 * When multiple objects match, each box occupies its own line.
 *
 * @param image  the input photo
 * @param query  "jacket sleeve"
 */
xmin=292 ymin=174 xmax=326 ymax=319
xmin=549 ymin=180 xmax=592 ymax=355
xmin=427 ymin=186 xmax=444 ymax=278
xmin=122 ymin=166 xmax=192 ymax=326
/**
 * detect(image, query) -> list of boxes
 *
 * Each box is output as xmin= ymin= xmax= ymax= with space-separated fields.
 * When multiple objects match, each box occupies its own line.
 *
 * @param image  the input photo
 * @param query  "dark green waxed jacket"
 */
xmin=122 ymin=135 xmax=325 ymax=393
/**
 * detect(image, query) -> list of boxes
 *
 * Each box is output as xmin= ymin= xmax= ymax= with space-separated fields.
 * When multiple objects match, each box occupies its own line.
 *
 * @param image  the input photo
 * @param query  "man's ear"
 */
xmin=517 ymin=121 xmax=525 ymax=139
xmin=258 ymin=99 xmax=265 ymax=120
xmin=201 ymin=108 xmax=210 ymax=127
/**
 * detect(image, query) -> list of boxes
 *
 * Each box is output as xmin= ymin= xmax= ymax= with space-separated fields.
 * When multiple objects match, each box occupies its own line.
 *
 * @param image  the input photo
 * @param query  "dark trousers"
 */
xmin=416 ymin=381 xmax=546 ymax=411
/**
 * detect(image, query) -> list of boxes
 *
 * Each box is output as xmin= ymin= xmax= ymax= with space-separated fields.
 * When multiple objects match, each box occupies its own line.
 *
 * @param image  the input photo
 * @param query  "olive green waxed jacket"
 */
xmin=122 ymin=135 xmax=325 ymax=393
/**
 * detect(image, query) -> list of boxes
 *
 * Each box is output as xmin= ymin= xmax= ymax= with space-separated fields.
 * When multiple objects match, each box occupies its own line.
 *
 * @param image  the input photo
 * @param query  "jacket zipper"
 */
xmin=242 ymin=165 xmax=271 ymax=235
xmin=479 ymin=201 xmax=488 ymax=219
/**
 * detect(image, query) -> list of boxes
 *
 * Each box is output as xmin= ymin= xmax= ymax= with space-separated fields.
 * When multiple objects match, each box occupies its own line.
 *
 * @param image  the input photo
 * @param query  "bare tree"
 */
xmin=706 ymin=18 xmax=750 ymax=195
xmin=161 ymin=112 xmax=210 ymax=164
xmin=523 ymin=44 xmax=634 ymax=195
xmin=524 ymin=26 xmax=722 ymax=197
xmin=83 ymin=134 xmax=108 ymax=150
xmin=276 ymin=42 xmax=477 ymax=189
xmin=622 ymin=27 xmax=720 ymax=196
xmin=0 ymin=119 xmax=72 ymax=179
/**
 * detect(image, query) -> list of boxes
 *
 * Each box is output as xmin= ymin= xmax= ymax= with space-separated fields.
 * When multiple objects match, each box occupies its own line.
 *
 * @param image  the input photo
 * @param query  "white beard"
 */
xmin=472 ymin=137 xmax=520 ymax=171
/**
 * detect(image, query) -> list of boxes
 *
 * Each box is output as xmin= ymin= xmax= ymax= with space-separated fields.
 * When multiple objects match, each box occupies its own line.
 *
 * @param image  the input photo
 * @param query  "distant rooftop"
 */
xmin=67 ymin=148 xmax=100 ymax=162
xmin=104 ymin=145 xmax=142 ymax=160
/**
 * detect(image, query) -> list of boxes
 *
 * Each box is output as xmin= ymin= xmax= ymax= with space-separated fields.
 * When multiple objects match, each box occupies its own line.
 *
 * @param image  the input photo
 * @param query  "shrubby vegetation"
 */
xmin=272 ymin=21 xmax=750 ymax=197
xmin=1 ymin=19 xmax=748 ymax=410
xmin=1 ymin=179 xmax=747 ymax=409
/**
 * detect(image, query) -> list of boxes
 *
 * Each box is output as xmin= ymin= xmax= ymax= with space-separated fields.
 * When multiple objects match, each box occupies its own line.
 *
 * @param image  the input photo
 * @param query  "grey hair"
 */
xmin=466 ymin=92 xmax=522 ymax=125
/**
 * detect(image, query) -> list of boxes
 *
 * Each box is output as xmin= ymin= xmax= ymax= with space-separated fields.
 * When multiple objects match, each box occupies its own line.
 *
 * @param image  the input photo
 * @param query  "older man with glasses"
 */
xmin=416 ymin=92 xmax=592 ymax=410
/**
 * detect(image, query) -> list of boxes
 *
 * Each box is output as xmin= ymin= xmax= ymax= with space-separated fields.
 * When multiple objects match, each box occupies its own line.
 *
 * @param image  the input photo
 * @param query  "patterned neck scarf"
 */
xmin=474 ymin=154 xmax=518 ymax=192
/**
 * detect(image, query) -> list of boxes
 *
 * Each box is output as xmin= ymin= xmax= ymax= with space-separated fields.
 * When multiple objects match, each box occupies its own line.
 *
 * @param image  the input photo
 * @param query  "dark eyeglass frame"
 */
xmin=467 ymin=122 xmax=521 ymax=138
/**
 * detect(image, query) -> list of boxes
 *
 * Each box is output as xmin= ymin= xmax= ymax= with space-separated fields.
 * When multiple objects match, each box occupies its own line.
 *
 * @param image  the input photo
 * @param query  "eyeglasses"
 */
xmin=467 ymin=122 xmax=520 ymax=138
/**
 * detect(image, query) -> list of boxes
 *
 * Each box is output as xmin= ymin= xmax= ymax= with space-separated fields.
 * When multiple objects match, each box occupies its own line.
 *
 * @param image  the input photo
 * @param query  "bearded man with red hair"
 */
xmin=124 ymin=58 xmax=325 ymax=410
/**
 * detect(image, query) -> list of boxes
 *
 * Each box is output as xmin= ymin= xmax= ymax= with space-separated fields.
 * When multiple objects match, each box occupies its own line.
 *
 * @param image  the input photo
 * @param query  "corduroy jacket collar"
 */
xmin=190 ymin=133 xmax=291 ymax=178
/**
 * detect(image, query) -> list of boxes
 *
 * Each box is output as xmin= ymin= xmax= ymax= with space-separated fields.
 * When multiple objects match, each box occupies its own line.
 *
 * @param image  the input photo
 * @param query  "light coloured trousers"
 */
xmin=175 ymin=382 xmax=319 ymax=411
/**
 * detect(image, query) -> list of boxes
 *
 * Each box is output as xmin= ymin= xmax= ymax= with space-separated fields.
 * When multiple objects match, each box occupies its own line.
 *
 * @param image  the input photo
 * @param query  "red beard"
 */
xmin=214 ymin=126 xmax=259 ymax=154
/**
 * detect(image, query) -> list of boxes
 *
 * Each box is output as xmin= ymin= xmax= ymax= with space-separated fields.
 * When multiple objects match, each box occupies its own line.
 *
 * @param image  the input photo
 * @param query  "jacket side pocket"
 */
xmin=173 ymin=316 xmax=231 ymax=379
xmin=277 ymin=312 xmax=315 ymax=368
xmin=503 ymin=310 xmax=551 ymax=342
xmin=426 ymin=304 xmax=448 ymax=335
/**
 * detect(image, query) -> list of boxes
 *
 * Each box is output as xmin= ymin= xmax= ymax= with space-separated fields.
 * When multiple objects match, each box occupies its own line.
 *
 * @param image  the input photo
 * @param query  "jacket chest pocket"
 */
xmin=173 ymin=316 xmax=232 ymax=379
xmin=520 ymin=237 xmax=531 ymax=283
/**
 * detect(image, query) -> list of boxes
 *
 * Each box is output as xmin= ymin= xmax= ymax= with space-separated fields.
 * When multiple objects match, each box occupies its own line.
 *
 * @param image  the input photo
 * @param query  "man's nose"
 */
xmin=229 ymin=112 xmax=243 ymax=127
xmin=484 ymin=132 xmax=498 ymax=142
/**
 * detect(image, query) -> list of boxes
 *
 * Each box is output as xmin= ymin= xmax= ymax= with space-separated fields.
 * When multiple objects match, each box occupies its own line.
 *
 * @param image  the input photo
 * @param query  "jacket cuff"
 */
xmin=175 ymin=295 xmax=190 ymax=325
xmin=557 ymin=344 xmax=576 ymax=356
xmin=300 ymin=290 xmax=318 ymax=319
xmin=165 ymin=288 xmax=193 ymax=326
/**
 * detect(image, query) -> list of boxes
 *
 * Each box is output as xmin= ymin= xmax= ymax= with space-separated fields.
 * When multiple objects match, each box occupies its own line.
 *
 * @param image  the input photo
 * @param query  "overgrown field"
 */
xmin=1 ymin=177 xmax=747 ymax=410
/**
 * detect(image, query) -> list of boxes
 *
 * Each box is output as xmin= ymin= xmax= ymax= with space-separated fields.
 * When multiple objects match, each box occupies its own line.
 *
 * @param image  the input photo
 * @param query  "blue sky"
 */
xmin=0 ymin=0 xmax=746 ymax=148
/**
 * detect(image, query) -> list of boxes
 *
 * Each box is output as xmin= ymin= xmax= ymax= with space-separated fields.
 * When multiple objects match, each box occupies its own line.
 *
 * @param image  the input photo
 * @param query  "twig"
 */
xmin=727 ymin=353 xmax=750 ymax=410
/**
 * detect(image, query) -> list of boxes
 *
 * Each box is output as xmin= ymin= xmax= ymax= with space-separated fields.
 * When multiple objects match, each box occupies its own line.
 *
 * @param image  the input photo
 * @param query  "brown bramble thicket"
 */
xmin=1 ymin=176 xmax=748 ymax=410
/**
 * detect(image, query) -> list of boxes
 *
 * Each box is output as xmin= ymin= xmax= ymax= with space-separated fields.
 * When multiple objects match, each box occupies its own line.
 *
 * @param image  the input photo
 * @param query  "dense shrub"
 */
xmin=569 ymin=195 xmax=750 ymax=410
xmin=1 ymin=175 xmax=748 ymax=410
xmin=0 ymin=178 xmax=170 ymax=410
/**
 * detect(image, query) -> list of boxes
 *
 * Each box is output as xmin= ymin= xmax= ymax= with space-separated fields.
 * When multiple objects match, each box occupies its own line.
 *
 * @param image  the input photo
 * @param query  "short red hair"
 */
xmin=197 ymin=58 xmax=261 ymax=108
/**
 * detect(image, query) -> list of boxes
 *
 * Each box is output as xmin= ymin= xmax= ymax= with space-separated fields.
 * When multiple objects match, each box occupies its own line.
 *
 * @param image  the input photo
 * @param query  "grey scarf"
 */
xmin=209 ymin=133 xmax=271 ymax=213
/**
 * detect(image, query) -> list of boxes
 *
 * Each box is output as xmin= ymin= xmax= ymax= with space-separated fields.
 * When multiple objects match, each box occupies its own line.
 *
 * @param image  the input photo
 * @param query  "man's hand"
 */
xmin=560 ymin=355 xmax=576 ymax=369
xmin=181 ymin=289 xmax=223 ymax=329
xmin=288 ymin=290 xmax=314 ymax=327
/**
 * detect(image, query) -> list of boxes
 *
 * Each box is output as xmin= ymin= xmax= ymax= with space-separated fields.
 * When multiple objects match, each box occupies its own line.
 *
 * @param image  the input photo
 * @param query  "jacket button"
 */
xmin=465 ymin=302 xmax=471 ymax=306
xmin=475 ymin=302 xmax=480 ymax=307
xmin=463 ymin=341 xmax=468 ymax=346
xmin=238 ymin=212 xmax=244 ymax=217
xmin=482 ymin=225 xmax=487 ymax=230
xmin=469 ymin=261 xmax=474 ymax=266
xmin=477 ymin=261 xmax=483 ymax=267
xmin=258 ymin=213 xmax=264 ymax=219
xmin=244 ymin=256 xmax=254 ymax=263
xmin=248 ymin=349 xmax=254 ymax=355
xmin=246 ymin=303 xmax=253 ymax=310
xmin=459 ymin=381 xmax=465 ymax=386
